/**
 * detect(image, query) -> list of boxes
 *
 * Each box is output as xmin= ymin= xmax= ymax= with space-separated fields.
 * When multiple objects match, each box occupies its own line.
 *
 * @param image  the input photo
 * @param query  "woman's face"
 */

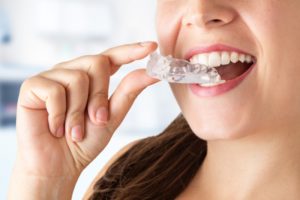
xmin=156 ymin=0 xmax=300 ymax=140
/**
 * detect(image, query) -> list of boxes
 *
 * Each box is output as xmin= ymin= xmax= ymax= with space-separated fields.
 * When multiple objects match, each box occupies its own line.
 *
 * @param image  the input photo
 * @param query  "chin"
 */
xmin=185 ymin=115 xmax=252 ymax=141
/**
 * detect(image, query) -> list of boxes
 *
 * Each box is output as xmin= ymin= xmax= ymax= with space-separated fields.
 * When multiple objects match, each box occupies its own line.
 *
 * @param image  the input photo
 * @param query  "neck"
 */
xmin=194 ymin=126 xmax=300 ymax=199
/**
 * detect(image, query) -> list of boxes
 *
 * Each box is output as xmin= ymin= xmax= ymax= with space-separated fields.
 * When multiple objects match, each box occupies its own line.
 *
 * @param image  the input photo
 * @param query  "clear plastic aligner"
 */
xmin=146 ymin=52 xmax=225 ymax=86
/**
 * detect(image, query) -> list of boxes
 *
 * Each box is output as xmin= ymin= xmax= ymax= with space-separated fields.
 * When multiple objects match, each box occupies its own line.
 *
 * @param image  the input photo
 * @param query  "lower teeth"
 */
xmin=200 ymin=80 xmax=226 ymax=87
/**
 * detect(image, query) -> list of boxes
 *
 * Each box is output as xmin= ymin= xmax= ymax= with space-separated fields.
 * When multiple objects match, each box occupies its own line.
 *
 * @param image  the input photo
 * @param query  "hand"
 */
xmin=14 ymin=42 xmax=158 ymax=179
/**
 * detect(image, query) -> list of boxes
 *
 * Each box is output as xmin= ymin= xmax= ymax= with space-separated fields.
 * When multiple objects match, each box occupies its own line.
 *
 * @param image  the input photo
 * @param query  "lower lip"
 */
xmin=188 ymin=64 xmax=255 ymax=97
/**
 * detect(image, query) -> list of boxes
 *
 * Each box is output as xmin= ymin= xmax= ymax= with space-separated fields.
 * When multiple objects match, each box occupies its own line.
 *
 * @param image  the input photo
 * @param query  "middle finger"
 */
xmin=39 ymin=69 xmax=89 ymax=142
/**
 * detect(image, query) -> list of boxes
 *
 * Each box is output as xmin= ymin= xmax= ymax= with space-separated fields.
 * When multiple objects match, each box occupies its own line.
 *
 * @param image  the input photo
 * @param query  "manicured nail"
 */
xmin=56 ymin=125 xmax=64 ymax=138
xmin=96 ymin=107 xmax=108 ymax=123
xmin=71 ymin=125 xmax=82 ymax=142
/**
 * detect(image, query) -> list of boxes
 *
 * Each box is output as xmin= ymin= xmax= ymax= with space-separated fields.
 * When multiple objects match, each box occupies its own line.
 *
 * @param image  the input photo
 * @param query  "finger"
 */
xmin=54 ymin=41 xmax=157 ymax=75
xmin=18 ymin=76 xmax=67 ymax=137
xmin=86 ymin=58 xmax=110 ymax=126
xmin=55 ymin=56 xmax=110 ymax=126
xmin=107 ymin=69 xmax=160 ymax=132
xmin=53 ymin=41 xmax=157 ymax=126
xmin=39 ymin=69 xmax=89 ymax=142
xmin=101 ymin=41 xmax=158 ymax=74
xmin=88 ymin=41 xmax=157 ymax=125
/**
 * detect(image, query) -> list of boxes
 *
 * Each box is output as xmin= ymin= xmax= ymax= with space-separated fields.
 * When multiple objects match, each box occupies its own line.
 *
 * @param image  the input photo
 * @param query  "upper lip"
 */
xmin=184 ymin=44 xmax=255 ymax=61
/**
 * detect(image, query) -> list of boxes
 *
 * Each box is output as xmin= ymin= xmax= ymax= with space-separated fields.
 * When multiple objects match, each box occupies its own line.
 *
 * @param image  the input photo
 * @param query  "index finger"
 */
xmin=54 ymin=41 xmax=158 ymax=74
xmin=53 ymin=41 xmax=157 ymax=126
xmin=102 ymin=41 xmax=158 ymax=73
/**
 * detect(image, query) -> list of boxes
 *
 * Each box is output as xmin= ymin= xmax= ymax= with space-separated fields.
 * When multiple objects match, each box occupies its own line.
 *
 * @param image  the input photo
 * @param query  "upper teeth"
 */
xmin=189 ymin=51 xmax=253 ymax=68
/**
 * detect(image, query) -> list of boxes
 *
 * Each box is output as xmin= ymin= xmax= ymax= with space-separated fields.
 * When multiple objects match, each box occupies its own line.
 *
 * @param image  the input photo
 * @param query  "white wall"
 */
xmin=0 ymin=0 xmax=180 ymax=199
xmin=1 ymin=0 xmax=159 ymax=65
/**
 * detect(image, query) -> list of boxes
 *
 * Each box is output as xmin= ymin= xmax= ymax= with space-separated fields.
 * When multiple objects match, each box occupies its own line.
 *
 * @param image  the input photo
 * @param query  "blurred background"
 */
xmin=0 ymin=0 xmax=180 ymax=199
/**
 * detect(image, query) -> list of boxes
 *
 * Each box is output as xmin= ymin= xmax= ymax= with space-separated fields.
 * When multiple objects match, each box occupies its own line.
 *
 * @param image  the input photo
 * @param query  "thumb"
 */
xmin=108 ymin=69 xmax=159 ymax=132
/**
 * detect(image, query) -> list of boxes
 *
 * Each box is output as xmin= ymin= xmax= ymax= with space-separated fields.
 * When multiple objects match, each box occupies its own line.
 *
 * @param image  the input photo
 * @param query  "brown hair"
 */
xmin=88 ymin=114 xmax=207 ymax=200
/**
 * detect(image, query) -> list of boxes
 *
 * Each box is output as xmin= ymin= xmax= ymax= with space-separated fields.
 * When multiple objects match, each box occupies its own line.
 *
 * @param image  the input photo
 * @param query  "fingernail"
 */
xmin=96 ymin=107 xmax=108 ymax=123
xmin=71 ymin=125 xmax=82 ymax=142
xmin=56 ymin=125 xmax=64 ymax=137
xmin=139 ymin=41 xmax=154 ymax=47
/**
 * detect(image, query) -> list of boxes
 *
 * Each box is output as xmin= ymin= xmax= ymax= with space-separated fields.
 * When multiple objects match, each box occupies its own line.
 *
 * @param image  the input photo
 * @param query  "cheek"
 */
xmin=249 ymin=2 xmax=300 ymax=102
xmin=156 ymin=4 xmax=185 ymax=55
xmin=237 ymin=1 xmax=300 ymax=115
xmin=243 ymin=1 xmax=300 ymax=72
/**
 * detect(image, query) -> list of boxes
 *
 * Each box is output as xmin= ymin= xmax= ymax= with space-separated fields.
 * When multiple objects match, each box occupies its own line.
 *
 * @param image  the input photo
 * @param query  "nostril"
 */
xmin=211 ymin=19 xmax=223 ymax=23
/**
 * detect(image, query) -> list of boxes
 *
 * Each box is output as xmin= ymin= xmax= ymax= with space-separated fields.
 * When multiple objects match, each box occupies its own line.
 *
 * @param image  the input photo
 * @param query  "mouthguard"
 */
xmin=146 ymin=52 xmax=225 ymax=85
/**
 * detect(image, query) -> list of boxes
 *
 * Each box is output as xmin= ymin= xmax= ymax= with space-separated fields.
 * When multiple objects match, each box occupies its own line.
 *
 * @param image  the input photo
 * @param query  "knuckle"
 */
xmin=19 ymin=81 xmax=29 ymax=95
xmin=93 ymin=91 xmax=108 ymax=99
xmin=20 ymin=76 xmax=39 ymax=91
xmin=49 ymin=83 xmax=65 ymax=98
xmin=90 ymin=54 xmax=110 ymax=68
xmin=126 ymin=92 xmax=138 ymax=101
xmin=72 ymin=70 xmax=89 ymax=84
xmin=20 ymin=77 xmax=32 ymax=89
xmin=49 ymin=112 xmax=65 ymax=123
xmin=119 ymin=86 xmax=138 ymax=103
xmin=67 ymin=110 xmax=83 ymax=123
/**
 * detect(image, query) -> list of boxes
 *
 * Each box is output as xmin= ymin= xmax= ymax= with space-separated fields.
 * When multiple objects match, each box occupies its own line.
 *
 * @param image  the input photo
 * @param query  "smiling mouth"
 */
xmin=189 ymin=51 xmax=255 ymax=81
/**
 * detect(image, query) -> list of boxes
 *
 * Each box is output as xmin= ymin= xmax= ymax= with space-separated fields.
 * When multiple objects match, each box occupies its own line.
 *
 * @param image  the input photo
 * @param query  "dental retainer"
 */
xmin=147 ymin=52 xmax=225 ymax=86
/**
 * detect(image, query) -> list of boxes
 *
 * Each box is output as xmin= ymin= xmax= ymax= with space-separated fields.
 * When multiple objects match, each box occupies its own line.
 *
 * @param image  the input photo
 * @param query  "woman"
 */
xmin=8 ymin=0 xmax=300 ymax=199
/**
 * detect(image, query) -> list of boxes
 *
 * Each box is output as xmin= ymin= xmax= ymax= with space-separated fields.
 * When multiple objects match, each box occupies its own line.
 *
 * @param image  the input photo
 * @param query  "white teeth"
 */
xmin=221 ymin=52 xmax=230 ymax=65
xmin=190 ymin=51 xmax=253 ymax=67
xmin=200 ymin=80 xmax=226 ymax=87
xmin=208 ymin=52 xmax=221 ymax=67
xmin=245 ymin=55 xmax=252 ymax=63
xmin=198 ymin=53 xmax=209 ymax=66
xmin=239 ymin=54 xmax=246 ymax=63
xmin=190 ymin=56 xmax=197 ymax=64
xmin=230 ymin=52 xmax=239 ymax=63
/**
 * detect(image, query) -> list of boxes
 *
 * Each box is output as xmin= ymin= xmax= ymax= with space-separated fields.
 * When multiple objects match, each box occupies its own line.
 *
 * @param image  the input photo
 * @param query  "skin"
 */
xmin=7 ymin=0 xmax=300 ymax=199
xmin=8 ymin=42 xmax=159 ymax=199
xmin=156 ymin=0 xmax=300 ymax=199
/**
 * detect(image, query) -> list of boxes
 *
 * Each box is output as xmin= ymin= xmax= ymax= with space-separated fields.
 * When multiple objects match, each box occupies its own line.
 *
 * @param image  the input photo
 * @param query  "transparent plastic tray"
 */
xmin=146 ymin=52 xmax=225 ymax=86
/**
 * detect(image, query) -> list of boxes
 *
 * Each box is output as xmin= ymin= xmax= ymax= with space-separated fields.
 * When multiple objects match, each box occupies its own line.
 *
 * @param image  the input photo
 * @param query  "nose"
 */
xmin=182 ymin=0 xmax=236 ymax=29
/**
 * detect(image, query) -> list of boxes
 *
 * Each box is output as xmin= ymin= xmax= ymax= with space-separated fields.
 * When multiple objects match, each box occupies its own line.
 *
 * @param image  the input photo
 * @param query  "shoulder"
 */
xmin=83 ymin=139 xmax=142 ymax=199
